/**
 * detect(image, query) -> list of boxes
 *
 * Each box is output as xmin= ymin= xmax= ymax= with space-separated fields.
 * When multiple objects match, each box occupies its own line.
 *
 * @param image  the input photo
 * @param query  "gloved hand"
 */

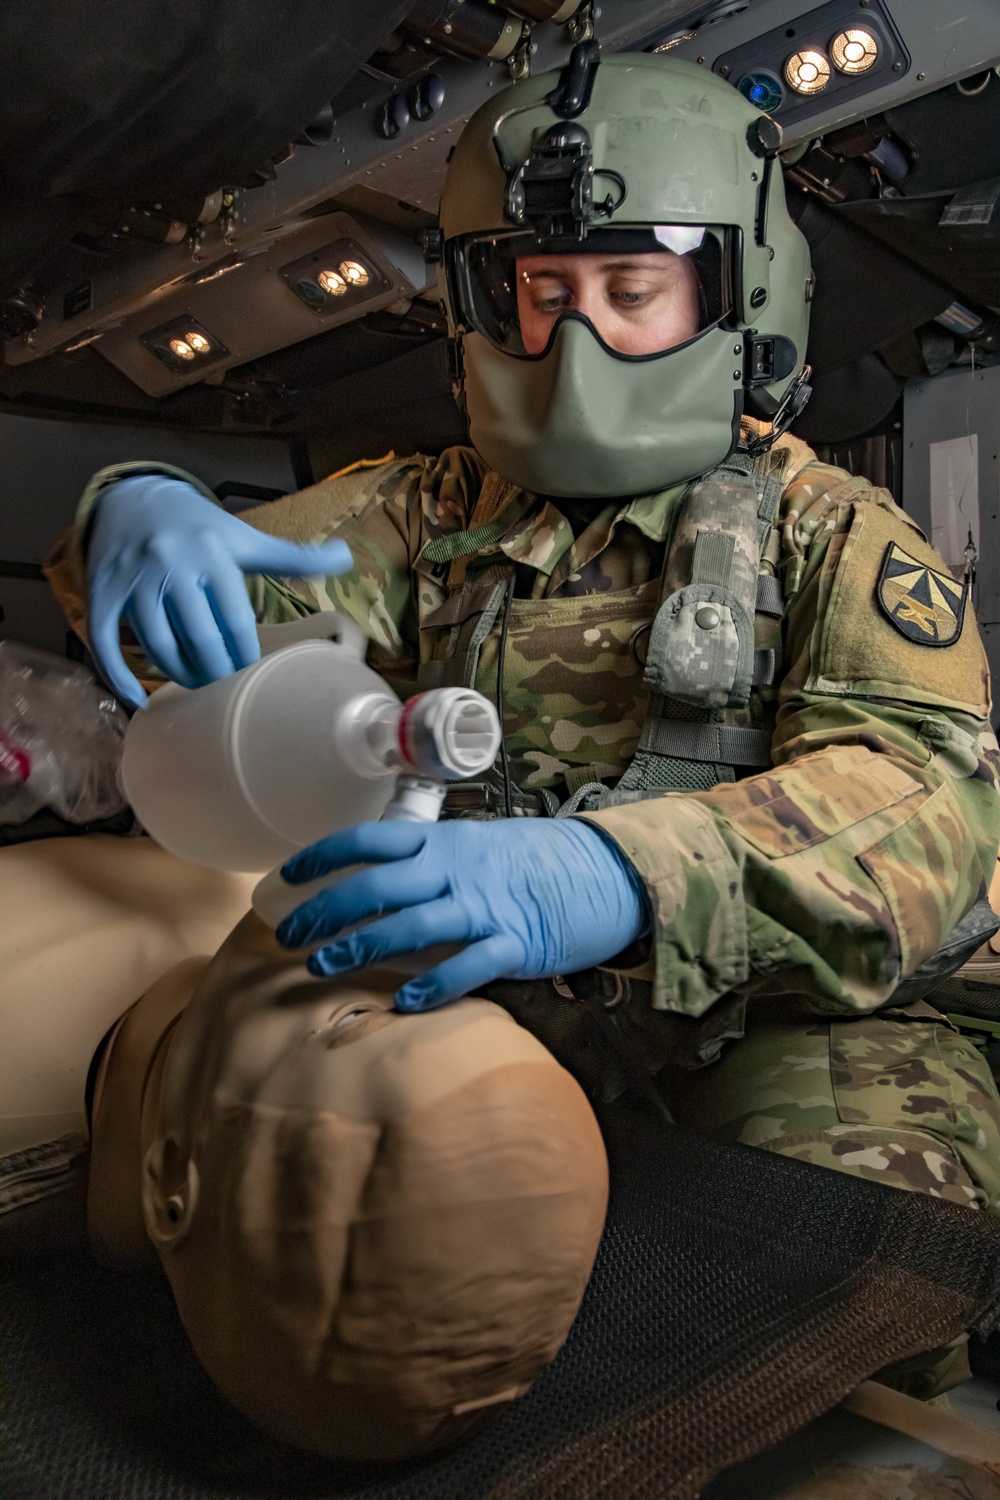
xmin=275 ymin=817 xmax=650 ymax=1011
xmin=87 ymin=475 xmax=354 ymax=706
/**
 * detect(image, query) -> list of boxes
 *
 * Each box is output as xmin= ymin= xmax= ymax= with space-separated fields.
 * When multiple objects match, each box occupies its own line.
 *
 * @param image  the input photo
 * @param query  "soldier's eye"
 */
xmin=531 ymin=287 xmax=572 ymax=314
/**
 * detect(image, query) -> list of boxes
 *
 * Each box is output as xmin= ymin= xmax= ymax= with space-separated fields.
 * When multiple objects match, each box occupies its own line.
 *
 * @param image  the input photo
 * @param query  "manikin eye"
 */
xmin=326 ymin=1007 xmax=371 ymax=1034
xmin=319 ymin=1003 xmax=394 ymax=1048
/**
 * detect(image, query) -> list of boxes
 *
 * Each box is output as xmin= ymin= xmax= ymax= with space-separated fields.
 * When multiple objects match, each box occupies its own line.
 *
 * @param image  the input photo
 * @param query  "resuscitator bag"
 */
xmin=0 ymin=640 xmax=128 ymax=826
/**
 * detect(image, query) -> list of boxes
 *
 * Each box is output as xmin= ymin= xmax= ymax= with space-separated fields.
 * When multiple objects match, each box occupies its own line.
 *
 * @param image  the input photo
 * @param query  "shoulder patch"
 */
xmin=877 ymin=542 xmax=968 ymax=647
xmin=806 ymin=502 xmax=989 ymax=717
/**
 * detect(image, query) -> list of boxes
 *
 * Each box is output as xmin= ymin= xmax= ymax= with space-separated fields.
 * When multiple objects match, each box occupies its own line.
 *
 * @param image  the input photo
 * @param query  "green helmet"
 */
xmin=436 ymin=44 xmax=812 ymax=499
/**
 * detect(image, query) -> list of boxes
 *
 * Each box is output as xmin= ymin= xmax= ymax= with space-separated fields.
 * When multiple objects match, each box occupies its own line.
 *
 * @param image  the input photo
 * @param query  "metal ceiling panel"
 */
xmin=94 ymin=212 xmax=430 ymax=398
xmin=1 ymin=0 xmax=713 ymax=370
xmin=665 ymin=0 xmax=1000 ymax=145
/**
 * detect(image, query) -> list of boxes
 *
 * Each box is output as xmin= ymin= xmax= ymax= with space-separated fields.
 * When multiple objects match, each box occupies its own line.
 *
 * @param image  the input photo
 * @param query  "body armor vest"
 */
xmin=411 ymin=450 xmax=998 ymax=1107
xmin=417 ymin=447 xmax=786 ymax=816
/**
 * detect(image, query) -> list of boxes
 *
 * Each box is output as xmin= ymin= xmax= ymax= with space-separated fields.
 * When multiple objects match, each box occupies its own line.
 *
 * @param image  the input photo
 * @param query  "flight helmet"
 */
xmin=434 ymin=43 xmax=812 ymax=497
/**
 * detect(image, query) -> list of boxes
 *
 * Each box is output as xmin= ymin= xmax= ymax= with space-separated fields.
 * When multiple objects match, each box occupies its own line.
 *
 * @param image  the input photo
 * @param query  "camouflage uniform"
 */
xmin=49 ymin=433 xmax=1000 ymax=1245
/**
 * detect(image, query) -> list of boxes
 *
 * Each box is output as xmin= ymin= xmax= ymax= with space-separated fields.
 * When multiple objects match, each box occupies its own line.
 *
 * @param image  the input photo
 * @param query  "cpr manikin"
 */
xmin=87 ymin=911 xmax=609 ymax=1460
xmin=0 ymin=835 xmax=256 ymax=1161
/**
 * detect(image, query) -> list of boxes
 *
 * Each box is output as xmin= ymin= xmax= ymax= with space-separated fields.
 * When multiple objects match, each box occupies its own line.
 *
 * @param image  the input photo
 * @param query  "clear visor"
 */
xmin=451 ymin=225 xmax=733 ymax=360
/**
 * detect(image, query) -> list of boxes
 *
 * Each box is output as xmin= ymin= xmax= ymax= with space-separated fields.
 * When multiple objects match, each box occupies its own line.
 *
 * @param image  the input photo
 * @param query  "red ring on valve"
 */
xmin=0 ymin=730 xmax=30 ymax=783
xmin=396 ymin=694 xmax=424 ymax=768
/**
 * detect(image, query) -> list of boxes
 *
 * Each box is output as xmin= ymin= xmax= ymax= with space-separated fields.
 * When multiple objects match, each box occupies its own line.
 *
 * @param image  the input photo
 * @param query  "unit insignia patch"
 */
xmin=877 ymin=542 xmax=968 ymax=647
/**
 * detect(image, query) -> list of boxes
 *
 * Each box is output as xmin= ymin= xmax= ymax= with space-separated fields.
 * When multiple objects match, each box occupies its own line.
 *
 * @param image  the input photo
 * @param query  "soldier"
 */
xmin=50 ymin=46 xmax=1000 ymax=1396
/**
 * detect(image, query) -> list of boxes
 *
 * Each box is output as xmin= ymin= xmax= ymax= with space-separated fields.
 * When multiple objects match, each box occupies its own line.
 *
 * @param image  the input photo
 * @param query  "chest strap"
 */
xmin=636 ymin=719 xmax=773 ymax=768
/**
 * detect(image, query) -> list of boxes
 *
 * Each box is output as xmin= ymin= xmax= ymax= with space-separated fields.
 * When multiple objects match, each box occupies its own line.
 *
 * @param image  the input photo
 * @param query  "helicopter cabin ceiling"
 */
xmin=1 ymin=0 xmax=998 ymax=447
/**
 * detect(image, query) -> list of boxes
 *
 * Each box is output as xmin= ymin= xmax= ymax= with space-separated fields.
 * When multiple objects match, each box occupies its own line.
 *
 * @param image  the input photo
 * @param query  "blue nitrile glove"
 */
xmin=87 ymin=475 xmax=354 ymax=706
xmin=274 ymin=818 xmax=650 ymax=1012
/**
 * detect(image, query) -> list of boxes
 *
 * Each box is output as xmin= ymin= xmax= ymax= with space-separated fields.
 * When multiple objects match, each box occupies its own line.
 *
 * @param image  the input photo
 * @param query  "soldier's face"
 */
xmin=515 ymin=250 xmax=700 ymax=356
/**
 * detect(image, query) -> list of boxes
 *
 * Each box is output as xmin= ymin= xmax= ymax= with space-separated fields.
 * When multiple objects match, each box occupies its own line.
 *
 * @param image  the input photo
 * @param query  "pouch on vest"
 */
xmin=643 ymin=470 xmax=766 ymax=712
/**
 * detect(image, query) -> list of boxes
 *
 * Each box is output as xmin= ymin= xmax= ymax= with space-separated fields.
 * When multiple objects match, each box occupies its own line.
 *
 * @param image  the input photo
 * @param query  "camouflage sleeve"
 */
xmin=45 ymin=448 xmax=485 ymax=696
xmin=237 ymin=446 xmax=486 ymax=691
xmin=582 ymin=451 xmax=1000 ymax=1019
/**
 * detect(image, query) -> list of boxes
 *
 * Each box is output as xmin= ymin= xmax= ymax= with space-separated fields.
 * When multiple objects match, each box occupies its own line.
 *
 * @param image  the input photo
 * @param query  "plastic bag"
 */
xmin=0 ymin=641 xmax=129 ymax=825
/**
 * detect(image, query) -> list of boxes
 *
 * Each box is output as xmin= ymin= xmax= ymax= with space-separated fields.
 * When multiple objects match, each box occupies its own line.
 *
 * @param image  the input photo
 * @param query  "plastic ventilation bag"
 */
xmin=0 ymin=641 xmax=128 ymax=825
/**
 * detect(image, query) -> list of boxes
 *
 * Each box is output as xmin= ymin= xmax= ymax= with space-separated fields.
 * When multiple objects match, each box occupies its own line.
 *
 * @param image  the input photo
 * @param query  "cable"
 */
xmin=495 ymin=566 xmax=517 ymax=819
xmin=959 ymin=344 xmax=979 ymax=603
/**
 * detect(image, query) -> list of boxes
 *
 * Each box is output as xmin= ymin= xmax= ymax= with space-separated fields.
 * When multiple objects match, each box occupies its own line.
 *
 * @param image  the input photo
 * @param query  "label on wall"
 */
xmin=929 ymin=433 xmax=980 ymax=573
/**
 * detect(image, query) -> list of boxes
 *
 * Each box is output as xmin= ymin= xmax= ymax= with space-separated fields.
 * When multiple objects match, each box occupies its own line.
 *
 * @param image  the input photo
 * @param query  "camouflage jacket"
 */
xmin=49 ymin=435 xmax=1000 ymax=1023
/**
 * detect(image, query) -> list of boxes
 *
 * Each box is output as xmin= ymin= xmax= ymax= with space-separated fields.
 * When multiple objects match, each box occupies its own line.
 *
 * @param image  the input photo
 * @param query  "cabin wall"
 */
xmin=0 ymin=413 xmax=301 ymax=657
xmin=903 ymin=362 xmax=1000 ymax=727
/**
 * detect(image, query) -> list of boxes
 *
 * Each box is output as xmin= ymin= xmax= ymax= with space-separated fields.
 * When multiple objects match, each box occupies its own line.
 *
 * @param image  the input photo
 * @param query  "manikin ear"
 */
xmin=143 ymin=1135 xmax=199 ymax=1249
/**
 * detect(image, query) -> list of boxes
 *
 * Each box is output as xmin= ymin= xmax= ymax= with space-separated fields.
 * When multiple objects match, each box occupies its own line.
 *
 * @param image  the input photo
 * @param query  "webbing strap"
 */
xmin=691 ymin=529 xmax=735 ymax=588
xmin=448 ymin=577 xmax=510 ymax=689
xmin=0 ymin=1131 xmax=87 ymax=1214
xmin=556 ymin=780 xmax=611 ymax=816
xmin=753 ymin=648 xmax=776 ymax=686
xmin=421 ymin=490 xmax=535 ymax=564
xmin=756 ymin=573 xmax=785 ymax=617
xmin=638 ymin=717 xmax=773 ymax=768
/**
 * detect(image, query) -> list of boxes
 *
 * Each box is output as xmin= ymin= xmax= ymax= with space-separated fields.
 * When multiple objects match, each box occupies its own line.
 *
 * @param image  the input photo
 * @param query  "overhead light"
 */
xmin=653 ymin=31 xmax=696 ymax=53
xmin=340 ymin=260 xmax=370 ymax=287
xmin=141 ymin=314 xmax=228 ymax=374
xmin=738 ymin=71 xmax=784 ymax=112
xmin=784 ymin=48 xmax=831 ymax=95
xmin=280 ymin=238 xmax=390 ymax=316
xmin=62 ymin=331 xmax=102 ymax=353
xmin=830 ymin=28 xmax=878 ymax=74
xmin=193 ymin=258 xmax=245 ymax=286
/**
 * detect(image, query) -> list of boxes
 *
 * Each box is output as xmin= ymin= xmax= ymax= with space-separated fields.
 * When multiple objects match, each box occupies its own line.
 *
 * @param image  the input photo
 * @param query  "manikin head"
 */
xmin=125 ymin=915 xmax=608 ymax=1461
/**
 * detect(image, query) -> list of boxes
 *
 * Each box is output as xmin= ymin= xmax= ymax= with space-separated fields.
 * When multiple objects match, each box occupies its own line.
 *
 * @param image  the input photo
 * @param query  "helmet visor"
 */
xmin=451 ymin=225 xmax=734 ymax=360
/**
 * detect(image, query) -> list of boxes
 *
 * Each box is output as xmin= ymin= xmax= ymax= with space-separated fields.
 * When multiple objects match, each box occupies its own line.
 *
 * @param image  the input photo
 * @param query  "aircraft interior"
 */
xmin=3 ymin=3 xmax=1000 ymax=1496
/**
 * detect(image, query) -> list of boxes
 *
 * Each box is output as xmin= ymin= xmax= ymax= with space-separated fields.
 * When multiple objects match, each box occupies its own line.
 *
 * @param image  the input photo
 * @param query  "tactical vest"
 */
xmin=411 ymin=448 xmax=999 ymax=1107
xmin=417 ymin=447 xmax=786 ymax=816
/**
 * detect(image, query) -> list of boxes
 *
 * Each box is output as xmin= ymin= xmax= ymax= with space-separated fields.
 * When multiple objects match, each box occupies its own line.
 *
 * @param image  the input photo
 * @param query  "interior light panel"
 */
xmin=280 ymin=238 xmax=389 ymax=316
xmin=140 ymin=314 xmax=229 ymax=374
xmin=831 ymin=27 xmax=878 ymax=74
xmin=784 ymin=48 xmax=831 ymax=95
xmin=713 ymin=0 xmax=909 ymax=123
xmin=738 ymin=71 xmax=785 ymax=112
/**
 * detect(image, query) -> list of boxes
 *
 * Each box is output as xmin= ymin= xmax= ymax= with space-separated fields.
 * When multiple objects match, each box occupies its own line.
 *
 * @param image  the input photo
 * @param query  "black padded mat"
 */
xmin=3 ymin=1113 xmax=1000 ymax=1500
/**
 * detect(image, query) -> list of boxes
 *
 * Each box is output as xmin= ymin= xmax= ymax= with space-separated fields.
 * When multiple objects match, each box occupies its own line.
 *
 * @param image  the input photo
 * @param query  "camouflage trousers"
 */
xmin=662 ymin=999 xmax=1000 ymax=1399
xmin=490 ymin=975 xmax=1000 ymax=1396
xmin=662 ymin=1001 xmax=1000 ymax=1215
xmin=485 ymin=979 xmax=1000 ymax=1214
